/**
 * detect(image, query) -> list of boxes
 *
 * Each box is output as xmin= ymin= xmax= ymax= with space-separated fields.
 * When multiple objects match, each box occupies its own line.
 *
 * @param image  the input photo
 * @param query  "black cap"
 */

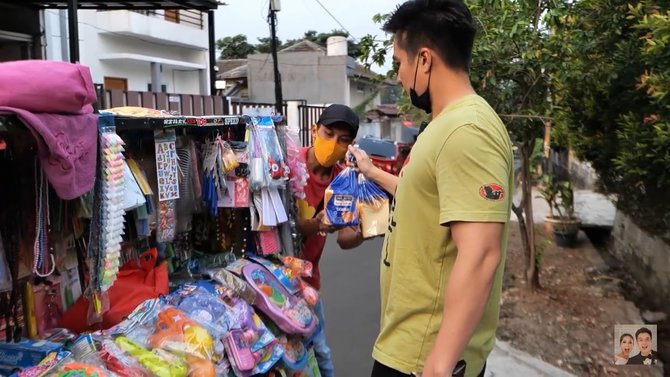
xmin=317 ymin=104 xmax=359 ymax=138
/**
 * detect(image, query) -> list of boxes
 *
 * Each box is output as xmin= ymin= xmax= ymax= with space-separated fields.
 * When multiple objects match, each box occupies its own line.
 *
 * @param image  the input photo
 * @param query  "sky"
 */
xmin=213 ymin=0 xmax=400 ymax=72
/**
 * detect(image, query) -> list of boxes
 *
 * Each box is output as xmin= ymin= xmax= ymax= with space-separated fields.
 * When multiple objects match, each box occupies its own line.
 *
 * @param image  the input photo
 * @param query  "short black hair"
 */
xmin=620 ymin=333 xmax=633 ymax=343
xmin=383 ymin=0 xmax=476 ymax=71
xmin=636 ymin=327 xmax=653 ymax=340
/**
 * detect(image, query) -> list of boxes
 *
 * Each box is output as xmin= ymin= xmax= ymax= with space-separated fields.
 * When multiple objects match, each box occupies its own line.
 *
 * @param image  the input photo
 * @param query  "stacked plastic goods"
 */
xmin=16 ymin=256 xmax=324 ymax=377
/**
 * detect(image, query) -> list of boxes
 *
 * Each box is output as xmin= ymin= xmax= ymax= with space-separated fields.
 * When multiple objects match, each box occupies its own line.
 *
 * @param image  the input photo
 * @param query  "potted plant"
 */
xmin=537 ymin=175 xmax=581 ymax=247
xmin=552 ymin=180 xmax=581 ymax=247
xmin=537 ymin=175 xmax=559 ymax=235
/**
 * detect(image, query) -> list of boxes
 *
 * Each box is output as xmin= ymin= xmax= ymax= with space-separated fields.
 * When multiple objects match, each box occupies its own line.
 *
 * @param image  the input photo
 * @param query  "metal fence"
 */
xmin=103 ymin=89 xmax=229 ymax=116
xmin=100 ymin=89 xmax=317 ymax=132
xmin=299 ymin=105 xmax=326 ymax=146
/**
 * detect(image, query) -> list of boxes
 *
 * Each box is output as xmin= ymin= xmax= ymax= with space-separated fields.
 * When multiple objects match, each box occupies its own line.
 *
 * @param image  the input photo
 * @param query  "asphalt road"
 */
xmin=319 ymin=236 xmax=385 ymax=376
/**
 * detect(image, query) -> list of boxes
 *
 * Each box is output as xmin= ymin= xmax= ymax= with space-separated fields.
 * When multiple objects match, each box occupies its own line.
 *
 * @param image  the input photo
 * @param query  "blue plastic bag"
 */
xmin=323 ymin=167 xmax=359 ymax=226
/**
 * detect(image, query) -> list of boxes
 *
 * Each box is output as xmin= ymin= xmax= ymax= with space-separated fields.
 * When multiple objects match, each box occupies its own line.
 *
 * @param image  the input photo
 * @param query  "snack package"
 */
xmin=357 ymin=174 xmax=390 ymax=238
xmin=323 ymin=167 xmax=359 ymax=226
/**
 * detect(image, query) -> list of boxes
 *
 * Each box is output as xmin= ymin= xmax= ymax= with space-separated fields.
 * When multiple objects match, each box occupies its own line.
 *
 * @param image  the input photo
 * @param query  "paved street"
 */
xmin=319 ymin=237 xmax=576 ymax=377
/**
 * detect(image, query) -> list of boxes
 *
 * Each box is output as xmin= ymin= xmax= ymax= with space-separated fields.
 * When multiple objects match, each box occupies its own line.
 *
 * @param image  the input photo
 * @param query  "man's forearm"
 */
xmin=367 ymin=167 xmax=399 ymax=194
xmin=431 ymin=246 xmax=500 ymax=371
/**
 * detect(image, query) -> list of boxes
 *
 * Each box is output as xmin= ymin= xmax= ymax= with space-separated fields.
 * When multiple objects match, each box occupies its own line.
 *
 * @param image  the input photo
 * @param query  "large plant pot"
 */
xmin=554 ymin=230 xmax=578 ymax=247
xmin=549 ymin=217 xmax=581 ymax=248
xmin=544 ymin=216 xmax=581 ymax=235
xmin=543 ymin=216 xmax=555 ymax=236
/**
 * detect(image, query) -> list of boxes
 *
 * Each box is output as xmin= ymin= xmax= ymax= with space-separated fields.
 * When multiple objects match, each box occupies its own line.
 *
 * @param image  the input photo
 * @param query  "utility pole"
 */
xmin=269 ymin=0 xmax=283 ymax=115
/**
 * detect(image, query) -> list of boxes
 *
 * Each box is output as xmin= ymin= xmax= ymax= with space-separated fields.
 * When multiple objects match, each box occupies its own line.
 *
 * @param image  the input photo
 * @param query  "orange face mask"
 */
xmin=313 ymin=133 xmax=347 ymax=167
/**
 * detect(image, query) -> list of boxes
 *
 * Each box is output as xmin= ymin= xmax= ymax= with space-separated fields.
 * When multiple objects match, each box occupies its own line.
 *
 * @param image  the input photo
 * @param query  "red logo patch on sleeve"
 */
xmin=479 ymin=183 xmax=505 ymax=201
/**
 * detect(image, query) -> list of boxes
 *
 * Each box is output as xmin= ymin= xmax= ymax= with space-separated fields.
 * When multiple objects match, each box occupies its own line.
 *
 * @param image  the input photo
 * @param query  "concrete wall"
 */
xmin=609 ymin=211 xmax=670 ymax=311
xmin=348 ymin=77 xmax=381 ymax=110
xmin=248 ymin=52 xmax=348 ymax=105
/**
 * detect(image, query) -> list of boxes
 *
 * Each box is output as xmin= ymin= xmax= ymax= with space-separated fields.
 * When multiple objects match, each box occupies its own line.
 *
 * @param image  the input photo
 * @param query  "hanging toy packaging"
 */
xmin=154 ymin=129 xmax=179 ymax=243
xmin=248 ymin=117 xmax=289 ymax=191
xmin=323 ymin=167 xmax=359 ymax=227
xmin=357 ymin=174 xmax=389 ymax=239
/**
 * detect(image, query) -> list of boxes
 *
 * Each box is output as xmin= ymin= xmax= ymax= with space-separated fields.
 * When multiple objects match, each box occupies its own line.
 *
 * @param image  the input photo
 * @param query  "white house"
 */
xmin=43 ymin=8 xmax=212 ymax=95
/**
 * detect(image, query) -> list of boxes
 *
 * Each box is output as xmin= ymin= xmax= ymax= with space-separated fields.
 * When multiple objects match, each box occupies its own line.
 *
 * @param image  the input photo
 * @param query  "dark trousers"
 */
xmin=371 ymin=360 xmax=486 ymax=377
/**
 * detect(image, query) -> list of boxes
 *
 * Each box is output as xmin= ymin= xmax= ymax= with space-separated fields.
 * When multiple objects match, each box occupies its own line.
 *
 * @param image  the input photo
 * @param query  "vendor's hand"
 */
xmin=315 ymin=211 xmax=338 ymax=234
xmin=347 ymin=145 xmax=376 ymax=177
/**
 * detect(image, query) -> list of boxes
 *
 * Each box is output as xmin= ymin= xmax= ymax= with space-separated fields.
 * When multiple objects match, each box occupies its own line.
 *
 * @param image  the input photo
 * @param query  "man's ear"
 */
xmin=420 ymin=48 xmax=432 ymax=73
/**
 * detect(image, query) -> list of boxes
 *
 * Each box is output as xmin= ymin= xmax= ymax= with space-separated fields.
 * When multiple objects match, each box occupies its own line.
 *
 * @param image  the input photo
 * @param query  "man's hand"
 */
xmin=420 ymin=349 xmax=454 ymax=377
xmin=348 ymin=145 xmax=400 ymax=194
xmin=315 ymin=211 xmax=338 ymax=234
xmin=347 ymin=145 xmax=376 ymax=177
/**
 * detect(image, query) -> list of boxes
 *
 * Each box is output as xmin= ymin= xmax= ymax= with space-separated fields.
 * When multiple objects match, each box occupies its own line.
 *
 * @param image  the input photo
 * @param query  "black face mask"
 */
xmin=409 ymin=54 xmax=432 ymax=114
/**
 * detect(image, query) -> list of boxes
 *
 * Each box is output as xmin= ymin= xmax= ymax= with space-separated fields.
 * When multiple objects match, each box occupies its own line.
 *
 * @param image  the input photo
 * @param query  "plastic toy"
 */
xmin=298 ymin=280 xmax=319 ymax=307
xmin=55 ymin=363 xmax=106 ymax=377
xmin=281 ymin=256 xmax=313 ymax=278
xmin=115 ymin=336 xmax=188 ymax=377
xmin=242 ymin=264 xmax=316 ymax=335
xmin=225 ymin=329 xmax=257 ymax=375
xmin=278 ymin=335 xmax=308 ymax=372
xmin=98 ymin=339 xmax=150 ymax=377
xmin=148 ymin=307 xmax=214 ymax=359
xmin=186 ymin=355 xmax=216 ymax=377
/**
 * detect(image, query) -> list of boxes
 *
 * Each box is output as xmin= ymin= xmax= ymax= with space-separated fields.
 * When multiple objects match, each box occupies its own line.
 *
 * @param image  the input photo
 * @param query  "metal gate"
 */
xmin=298 ymin=105 xmax=326 ymax=146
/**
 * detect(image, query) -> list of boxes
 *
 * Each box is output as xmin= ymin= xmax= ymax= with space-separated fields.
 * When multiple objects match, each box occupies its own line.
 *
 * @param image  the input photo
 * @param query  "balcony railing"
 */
xmin=99 ymin=9 xmax=204 ymax=29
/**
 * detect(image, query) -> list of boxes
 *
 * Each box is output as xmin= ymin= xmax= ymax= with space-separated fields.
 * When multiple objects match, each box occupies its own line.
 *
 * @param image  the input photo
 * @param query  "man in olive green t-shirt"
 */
xmin=349 ymin=1 xmax=513 ymax=376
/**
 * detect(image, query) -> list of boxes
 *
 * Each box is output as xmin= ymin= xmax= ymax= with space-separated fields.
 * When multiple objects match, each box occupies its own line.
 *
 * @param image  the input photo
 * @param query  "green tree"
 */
xmin=255 ymin=37 xmax=283 ymax=54
xmin=216 ymin=34 xmax=256 ymax=59
xmin=550 ymin=0 xmax=670 ymax=240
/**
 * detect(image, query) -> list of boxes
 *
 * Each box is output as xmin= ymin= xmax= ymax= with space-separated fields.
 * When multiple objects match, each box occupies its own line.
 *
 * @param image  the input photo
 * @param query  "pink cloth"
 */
xmin=0 ymin=60 xmax=96 ymax=114
xmin=0 ymin=108 xmax=98 ymax=200
xmin=0 ymin=60 xmax=99 ymax=199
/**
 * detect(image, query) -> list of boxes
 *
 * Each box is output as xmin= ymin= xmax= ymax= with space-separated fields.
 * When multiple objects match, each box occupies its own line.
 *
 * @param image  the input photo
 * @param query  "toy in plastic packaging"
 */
xmin=218 ymin=138 xmax=240 ymax=173
xmin=224 ymin=328 xmax=256 ymax=376
xmin=284 ymin=130 xmax=308 ymax=200
xmin=247 ymin=256 xmax=300 ymax=294
xmin=53 ymin=362 xmax=109 ymax=377
xmin=17 ymin=350 xmax=72 ymax=377
xmin=277 ymin=335 xmax=308 ymax=372
xmin=248 ymin=117 xmax=289 ymax=191
xmin=98 ymin=339 xmax=151 ymax=377
xmin=297 ymin=280 xmax=319 ymax=307
xmin=205 ymin=268 xmax=257 ymax=304
xmin=242 ymin=263 xmax=316 ymax=336
xmin=168 ymin=286 xmax=232 ymax=344
xmin=146 ymin=306 xmax=217 ymax=360
xmin=224 ymin=298 xmax=283 ymax=376
xmin=323 ymin=167 xmax=359 ymax=226
xmin=115 ymin=336 xmax=188 ymax=377
xmin=280 ymin=256 xmax=313 ymax=278
xmin=357 ymin=174 xmax=390 ymax=238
